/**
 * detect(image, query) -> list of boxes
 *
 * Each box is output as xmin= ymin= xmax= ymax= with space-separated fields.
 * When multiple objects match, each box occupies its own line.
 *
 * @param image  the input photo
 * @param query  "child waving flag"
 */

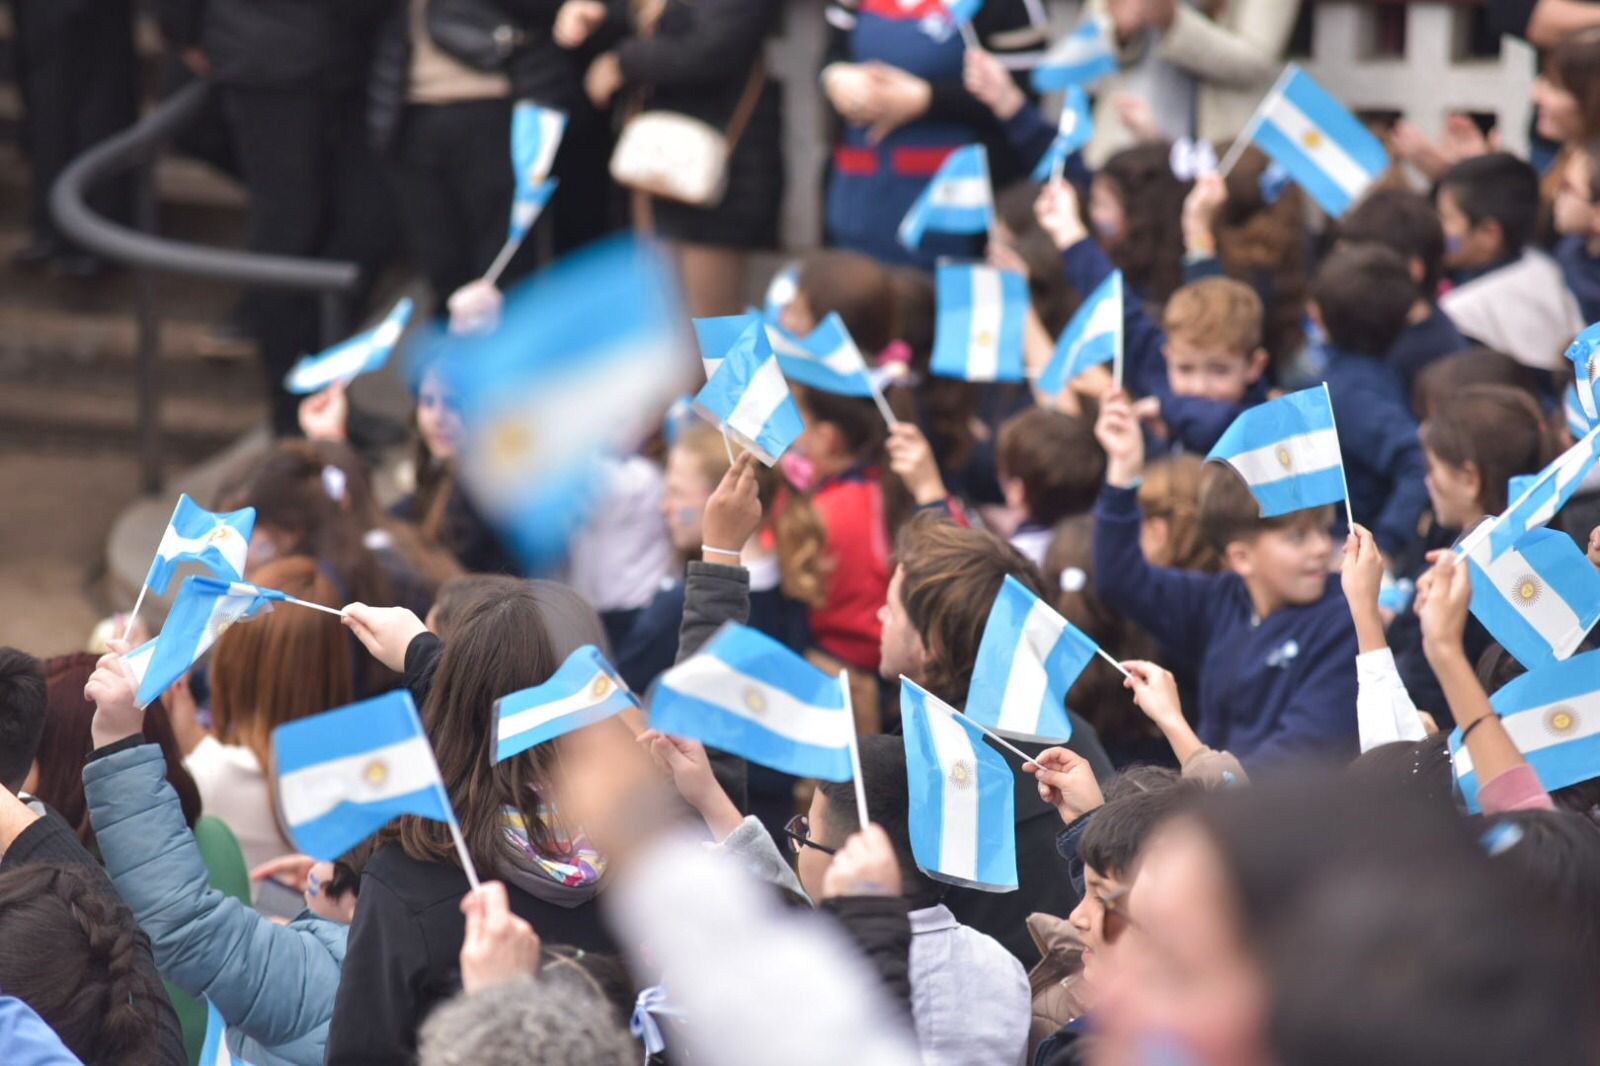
xmin=1207 ymin=385 xmax=1351 ymax=526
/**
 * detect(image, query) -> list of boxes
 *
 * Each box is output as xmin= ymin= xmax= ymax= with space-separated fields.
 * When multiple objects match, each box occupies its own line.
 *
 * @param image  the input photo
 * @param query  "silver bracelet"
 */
xmin=701 ymin=544 xmax=742 ymax=560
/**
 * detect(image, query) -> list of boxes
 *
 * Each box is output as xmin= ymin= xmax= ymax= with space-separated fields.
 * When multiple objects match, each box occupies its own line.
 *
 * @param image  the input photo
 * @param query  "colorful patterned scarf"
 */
xmin=499 ymin=805 xmax=606 ymax=888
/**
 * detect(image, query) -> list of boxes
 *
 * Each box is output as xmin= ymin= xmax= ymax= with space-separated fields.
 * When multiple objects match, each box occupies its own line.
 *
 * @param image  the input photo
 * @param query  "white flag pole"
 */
xmin=839 ymin=672 xmax=871 ymax=830
xmin=958 ymin=20 xmax=979 ymax=50
xmin=1321 ymin=382 xmax=1356 ymax=530
xmin=1095 ymin=646 xmax=1133 ymax=679
xmin=1216 ymin=64 xmax=1295 ymax=180
xmin=867 ymin=378 xmax=900 ymax=428
xmin=444 ymin=808 xmax=484 ymax=892
xmin=720 ymin=426 xmax=737 ymax=465
xmin=280 ymin=595 xmax=347 ymax=618
xmin=122 ymin=584 xmax=149 ymax=643
xmin=958 ymin=711 xmax=1039 ymax=765
xmin=481 ymin=235 xmax=522 ymax=288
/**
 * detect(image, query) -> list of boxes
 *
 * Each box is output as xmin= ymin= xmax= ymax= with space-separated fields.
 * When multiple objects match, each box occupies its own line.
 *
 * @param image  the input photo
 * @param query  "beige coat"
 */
xmin=1081 ymin=0 xmax=1304 ymax=166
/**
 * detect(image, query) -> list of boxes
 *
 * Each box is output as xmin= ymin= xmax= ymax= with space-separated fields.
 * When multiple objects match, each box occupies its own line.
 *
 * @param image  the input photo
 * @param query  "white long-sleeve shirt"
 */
xmin=1355 ymin=647 xmax=1428 ymax=753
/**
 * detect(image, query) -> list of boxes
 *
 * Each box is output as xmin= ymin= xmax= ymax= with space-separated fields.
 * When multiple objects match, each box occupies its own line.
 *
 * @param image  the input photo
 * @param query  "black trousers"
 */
xmin=11 ymin=0 xmax=138 ymax=242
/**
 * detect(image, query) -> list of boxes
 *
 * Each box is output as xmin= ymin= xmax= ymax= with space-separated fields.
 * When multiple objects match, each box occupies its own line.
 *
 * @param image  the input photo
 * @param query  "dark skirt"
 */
xmin=648 ymin=83 xmax=783 ymax=250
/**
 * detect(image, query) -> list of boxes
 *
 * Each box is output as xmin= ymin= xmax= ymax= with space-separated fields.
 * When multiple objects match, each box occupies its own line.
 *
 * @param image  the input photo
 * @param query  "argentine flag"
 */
xmin=444 ymin=237 xmax=685 ymax=566
xmin=1461 ymin=527 xmax=1600 ymax=670
xmin=1037 ymin=270 xmax=1122 ymax=396
xmin=509 ymin=102 xmax=567 ymax=242
xmin=1487 ymin=424 xmax=1600 ymax=558
xmin=763 ymin=262 xmax=800 ymax=321
xmin=1031 ymin=19 xmax=1117 ymax=93
xmin=1206 ymin=385 xmax=1347 ymax=518
xmin=199 ymin=998 xmax=252 ymax=1066
xmin=142 ymin=494 xmax=254 ymax=595
xmin=494 ymin=645 xmax=638 ymax=762
xmin=135 ymin=576 xmax=285 ymax=707
xmin=651 ymin=624 xmax=856 ymax=781
xmin=966 ymin=575 xmax=1096 ymax=743
xmin=693 ymin=313 xmax=756 ymax=381
xmin=1565 ymin=322 xmax=1600 ymax=426
xmin=283 ymin=297 xmax=414 ymax=395
xmin=1031 ymin=86 xmax=1093 ymax=182
xmin=901 ymin=679 xmax=1017 ymax=892
xmin=1451 ymin=649 xmax=1600 ymax=811
xmin=693 ymin=318 xmax=804 ymax=465
xmin=898 ymin=145 xmax=993 ymax=250
xmin=1245 ymin=66 xmax=1387 ymax=218
xmin=931 ymin=263 xmax=1026 ymax=382
xmin=274 ymin=691 xmax=455 ymax=860
xmin=766 ymin=313 xmax=874 ymax=398
xmin=1567 ymin=383 xmax=1595 ymax=441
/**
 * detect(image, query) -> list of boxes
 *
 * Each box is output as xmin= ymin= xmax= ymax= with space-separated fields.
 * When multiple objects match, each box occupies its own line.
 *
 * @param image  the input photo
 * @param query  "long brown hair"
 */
xmin=1099 ymin=142 xmax=1190 ymax=306
xmin=1211 ymin=142 xmax=1310 ymax=368
xmin=796 ymin=249 xmax=899 ymax=356
xmin=1139 ymin=455 xmax=1225 ymax=573
xmin=1550 ymin=27 xmax=1600 ymax=144
xmin=1421 ymin=385 xmax=1556 ymax=516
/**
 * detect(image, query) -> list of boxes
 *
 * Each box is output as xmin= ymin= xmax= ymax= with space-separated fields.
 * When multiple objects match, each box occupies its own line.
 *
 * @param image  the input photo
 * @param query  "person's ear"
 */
xmin=1408 ymin=257 xmax=1426 ymax=287
xmin=1461 ymin=460 xmax=1483 ymax=506
xmin=1246 ymin=347 xmax=1269 ymax=383
xmin=1000 ymin=475 xmax=1027 ymax=513
xmin=1224 ymin=539 xmax=1255 ymax=580
xmin=1479 ymin=217 xmax=1507 ymax=254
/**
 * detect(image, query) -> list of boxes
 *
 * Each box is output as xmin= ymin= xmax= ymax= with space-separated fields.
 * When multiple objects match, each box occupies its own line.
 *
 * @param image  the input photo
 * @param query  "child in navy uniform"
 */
xmin=1091 ymin=388 xmax=1358 ymax=766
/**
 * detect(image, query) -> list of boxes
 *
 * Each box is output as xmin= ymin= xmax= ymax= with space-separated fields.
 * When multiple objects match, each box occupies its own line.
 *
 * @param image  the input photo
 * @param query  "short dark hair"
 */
xmin=1438 ymin=152 xmax=1542 ymax=253
xmin=1410 ymin=347 xmax=1536 ymax=421
xmin=0 ymin=648 xmax=46 ymax=793
xmin=1420 ymin=384 xmax=1554 ymax=515
xmin=1079 ymin=781 xmax=1193 ymax=880
xmin=996 ymin=408 xmax=1106 ymax=526
xmin=1311 ymin=242 xmax=1415 ymax=355
xmin=1339 ymin=188 xmax=1447 ymax=297
xmin=1197 ymin=465 xmax=1334 ymax=553
xmin=817 ymin=735 xmax=939 ymax=906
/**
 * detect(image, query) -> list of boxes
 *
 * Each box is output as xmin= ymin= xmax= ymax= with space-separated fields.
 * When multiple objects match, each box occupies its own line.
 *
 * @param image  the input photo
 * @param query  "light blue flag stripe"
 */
xmin=1245 ymin=466 xmax=1349 ymax=517
xmin=1207 ymin=386 xmax=1347 ymax=518
xmin=493 ymin=645 xmax=638 ymax=762
xmin=276 ymin=690 xmax=437 ymax=773
xmin=693 ymin=313 xmax=758 ymax=379
xmin=1250 ymin=67 xmax=1387 ymax=217
xmin=144 ymin=494 xmax=255 ymax=594
xmin=1567 ymin=384 xmax=1594 ymax=440
xmin=1031 ymin=20 xmax=1117 ymax=93
xmin=136 ymin=577 xmax=283 ymax=707
xmin=901 ymin=679 xmax=1017 ymax=892
xmin=1463 ymin=528 xmax=1600 ymax=670
xmin=767 ymin=313 xmax=875 ymax=398
xmin=764 ymin=262 xmax=800 ymax=321
xmin=509 ymin=103 xmax=567 ymax=242
xmin=898 ymin=145 xmax=993 ymax=249
xmin=1038 ymin=270 xmax=1121 ymax=395
xmin=966 ymin=575 xmax=1089 ymax=742
xmin=284 ymin=298 xmax=414 ymax=395
xmin=943 ymin=0 xmax=983 ymax=22
xmin=931 ymin=263 xmax=1026 ymax=382
xmin=200 ymin=998 xmax=251 ymax=1066
xmin=1031 ymin=86 xmax=1093 ymax=182
xmin=693 ymin=319 xmax=804 ymax=465
xmin=1567 ymin=322 xmax=1600 ymax=424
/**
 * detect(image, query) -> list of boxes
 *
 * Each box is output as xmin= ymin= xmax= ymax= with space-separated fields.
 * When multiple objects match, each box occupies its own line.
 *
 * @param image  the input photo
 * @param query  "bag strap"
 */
xmin=722 ymin=56 xmax=767 ymax=157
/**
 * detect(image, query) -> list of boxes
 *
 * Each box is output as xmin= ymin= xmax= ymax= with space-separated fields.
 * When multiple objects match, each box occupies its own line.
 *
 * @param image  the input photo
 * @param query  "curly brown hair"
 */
xmin=1099 ymin=142 xmax=1191 ymax=306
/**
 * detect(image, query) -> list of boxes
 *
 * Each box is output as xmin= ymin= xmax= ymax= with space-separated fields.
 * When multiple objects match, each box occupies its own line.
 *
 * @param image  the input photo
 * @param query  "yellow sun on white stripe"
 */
xmin=1301 ymin=129 xmax=1324 ymax=150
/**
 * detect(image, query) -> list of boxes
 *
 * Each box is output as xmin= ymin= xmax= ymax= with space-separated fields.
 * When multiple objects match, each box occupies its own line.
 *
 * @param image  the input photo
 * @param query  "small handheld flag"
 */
xmin=931 ymin=263 xmax=1026 ymax=383
xmin=494 ymin=645 xmax=638 ymax=762
xmin=142 ymin=494 xmax=254 ymax=596
xmin=1460 ymin=527 xmax=1600 ymax=670
xmin=898 ymin=145 xmax=993 ymax=250
xmin=766 ymin=313 xmax=873 ymax=398
xmin=692 ymin=318 xmax=804 ymax=465
xmin=900 ymin=679 xmax=1018 ymax=892
xmin=1451 ymin=649 xmax=1600 ymax=811
xmin=1031 ymin=86 xmax=1093 ymax=183
xmin=1206 ymin=384 xmax=1350 ymax=522
xmin=651 ymin=624 xmax=857 ymax=781
xmin=1484 ymin=424 xmax=1600 ymax=559
xmin=1228 ymin=65 xmax=1387 ymax=217
xmin=199 ymin=997 xmax=253 ymax=1066
xmin=1030 ymin=19 xmax=1117 ymax=93
xmin=763 ymin=262 xmax=800 ymax=321
xmin=509 ymin=103 xmax=567 ymax=240
xmin=283 ymin=297 xmax=414 ymax=395
xmin=693 ymin=313 xmax=757 ymax=381
xmin=1566 ymin=383 xmax=1595 ymax=441
xmin=1037 ymin=270 xmax=1122 ymax=395
xmin=1566 ymin=322 xmax=1600 ymax=425
xmin=134 ymin=576 xmax=285 ymax=707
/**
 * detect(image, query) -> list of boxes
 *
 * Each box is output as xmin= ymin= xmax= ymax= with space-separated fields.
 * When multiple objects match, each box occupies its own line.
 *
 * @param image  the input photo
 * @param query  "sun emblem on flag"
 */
xmin=743 ymin=686 xmax=767 ymax=715
xmin=948 ymin=758 xmax=975 ymax=789
xmin=1301 ymin=129 xmax=1324 ymax=150
xmin=363 ymin=758 xmax=389 ymax=786
xmin=1589 ymin=351 xmax=1599 ymax=385
xmin=1511 ymin=573 xmax=1542 ymax=605
xmin=489 ymin=419 xmax=534 ymax=469
xmin=590 ymin=674 xmax=613 ymax=700
xmin=207 ymin=525 xmax=234 ymax=545
xmin=1545 ymin=706 xmax=1580 ymax=736
xmin=1275 ymin=445 xmax=1293 ymax=470
xmin=974 ymin=330 xmax=994 ymax=347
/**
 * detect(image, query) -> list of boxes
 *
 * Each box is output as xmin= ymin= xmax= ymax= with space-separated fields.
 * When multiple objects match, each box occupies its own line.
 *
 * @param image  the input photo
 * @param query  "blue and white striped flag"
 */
xmin=693 ymin=313 xmax=756 ymax=381
xmin=1487 ymin=424 xmax=1600 ymax=558
xmin=284 ymin=297 xmax=414 ymax=395
xmin=1460 ymin=527 xmax=1600 ymax=670
xmin=898 ymin=145 xmax=993 ymax=249
xmin=1031 ymin=86 xmax=1093 ymax=182
xmin=1566 ymin=383 xmax=1595 ymax=441
xmin=966 ymin=575 xmax=1096 ymax=743
xmin=1245 ymin=65 xmax=1387 ymax=218
xmin=493 ymin=645 xmax=638 ymax=763
xmin=199 ymin=997 xmax=253 ymax=1066
xmin=142 ymin=494 xmax=254 ymax=595
xmin=135 ymin=576 xmax=285 ymax=707
xmin=931 ymin=263 xmax=1026 ymax=382
xmin=1031 ymin=19 xmax=1117 ymax=93
xmin=1565 ymin=322 xmax=1600 ymax=426
xmin=651 ymin=624 xmax=856 ymax=781
xmin=766 ymin=312 xmax=874 ymax=398
xmin=1206 ymin=385 xmax=1347 ymax=517
xmin=509 ymin=102 xmax=567 ymax=242
xmin=763 ymin=261 xmax=800 ymax=322
xmin=693 ymin=318 xmax=804 ymax=465
xmin=274 ymin=691 xmax=456 ymax=860
xmin=1037 ymin=269 xmax=1122 ymax=395
xmin=1451 ymin=649 xmax=1600 ymax=811
xmin=901 ymin=679 xmax=1017 ymax=892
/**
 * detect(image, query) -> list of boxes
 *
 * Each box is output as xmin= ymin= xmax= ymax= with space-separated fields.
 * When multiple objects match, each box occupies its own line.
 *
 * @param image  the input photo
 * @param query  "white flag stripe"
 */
xmin=155 ymin=525 xmax=247 ymax=567
xmin=1528 ymin=446 xmax=1598 ymax=526
xmin=498 ymin=670 xmax=613 ymax=740
xmin=278 ymin=735 xmax=441 ymax=827
xmin=727 ymin=356 xmax=791 ymax=443
xmin=1454 ymin=690 xmax=1600 ymax=777
xmin=968 ymin=268 xmax=1003 ymax=381
xmin=530 ymin=112 xmax=564 ymax=181
xmin=664 ymin=657 xmax=854 ymax=748
xmin=1260 ymin=92 xmax=1373 ymax=202
xmin=1466 ymin=539 xmax=1589 ymax=658
xmin=996 ymin=601 xmax=1067 ymax=734
xmin=928 ymin=177 xmax=991 ymax=209
xmin=925 ymin=701 xmax=980 ymax=881
xmin=1224 ymin=427 xmax=1342 ymax=488
xmin=1062 ymin=286 xmax=1121 ymax=372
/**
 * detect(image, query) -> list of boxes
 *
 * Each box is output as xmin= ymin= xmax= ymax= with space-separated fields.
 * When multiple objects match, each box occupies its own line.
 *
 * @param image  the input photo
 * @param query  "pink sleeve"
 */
xmin=1478 ymin=764 xmax=1556 ymax=813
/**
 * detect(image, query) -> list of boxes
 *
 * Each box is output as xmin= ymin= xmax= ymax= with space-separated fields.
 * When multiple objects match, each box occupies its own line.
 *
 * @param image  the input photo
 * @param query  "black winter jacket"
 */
xmin=154 ymin=0 xmax=382 ymax=89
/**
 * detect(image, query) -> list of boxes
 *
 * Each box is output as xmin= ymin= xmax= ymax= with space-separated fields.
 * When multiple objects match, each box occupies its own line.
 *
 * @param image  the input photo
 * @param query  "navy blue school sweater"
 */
xmin=1319 ymin=346 xmax=1429 ymax=558
xmin=1386 ymin=304 xmax=1466 ymax=401
xmin=1557 ymin=234 xmax=1600 ymax=325
xmin=1093 ymin=485 xmax=1359 ymax=766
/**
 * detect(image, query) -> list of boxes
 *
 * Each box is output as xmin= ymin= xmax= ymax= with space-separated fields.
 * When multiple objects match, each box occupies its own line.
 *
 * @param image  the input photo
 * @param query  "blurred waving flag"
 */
xmin=1566 ymin=383 xmax=1595 ymax=440
xmin=274 ymin=691 xmax=455 ymax=860
xmin=509 ymin=102 xmax=567 ymax=242
xmin=1565 ymin=322 xmax=1600 ymax=425
xmin=766 ymin=312 xmax=874 ymax=398
xmin=1451 ymin=649 xmax=1600 ymax=811
xmin=493 ymin=645 xmax=638 ymax=763
xmin=898 ymin=145 xmax=993 ymax=249
xmin=651 ymin=624 xmax=856 ymax=781
xmin=1487 ymin=424 xmax=1600 ymax=558
xmin=284 ymin=298 xmax=414 ymax=395
xmin=1037 ymin=269 xmax=1122 ymax=395
xmin=142 ymin=494 xmax=254 ymax=595
xmin=693 ymin=317 xmax=804 ymax=465
xmin=1031 ymin=19 xmax=1117 ymax=93
xmin=693 ymin=313 xmax=756 ymax=381
xmin=440 ymin=237 xmax=688 ymax=567
xmin=1031 ymin=86 xmax=1093 ymax=182
xmin=1460 ymin=527 xmax=1600 ymax=670
xmin=931 ymin=263 xmax=1026 ymax=382
xmin=966 ymin=575 xmax=1095 ymax=743
xmin=1207 ymin=385 xmax=1347 ymax=517
xmin=1243 ymin=65 xmax=1387 ymax=217
xmin=199 ymin=998 xmax=252 ymax=1066
xmin=135 ymin=576 xmax=285 ymax=707
xmin=901 ymin=679 xmax=1017 ymax=892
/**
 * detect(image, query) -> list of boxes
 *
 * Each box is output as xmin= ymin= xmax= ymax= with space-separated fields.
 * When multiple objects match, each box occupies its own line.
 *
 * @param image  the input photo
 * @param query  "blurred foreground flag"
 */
xmin=509 ymin=102 xmax=567 ymax=242
xmin=1244 ymin=65 xmax=1387 ymax=217
xmin=274 ymin=691 xmax=454 ymax=860
xmin=1038 ymin=269 xmax=1122 ymax=395
xmin=1206 ymin=385 xmax=1347 ymax=518
xmin=284 ymin=298 xmax=414 ymax=395
xmin=1461 ymin=527 xmax=1600 ymax=671
xmin=135 ymin=576 xmax=285 ymax=707
xmin=766 ymin=312 xmax=874 ymax=398
xmin=692 ymin=318 xmax=804 ymax=465
xmin=142 ymin=494 xmax=254 ymax=595
xmin=965 ymin=575 xmax=1096 ymax=743
xmin=200 ymin=998 xmax=253 ymax=1066
xmin=651 ymin=624 xmax=856 ymax=781
xmin=898 ymin=145 xmax=993 ymax=249
xmin=441 ymin=237 xmax=688 ymax=566
xmin=493 ymin=645 xmax=638 ymax=763
xmin=1031 ymin=19 xmax=1116 ymax=93
xmin=931 ymin=263 xmax=1026 ymax=382
xmin=901 ymin=679 xmax=1017 ymax=892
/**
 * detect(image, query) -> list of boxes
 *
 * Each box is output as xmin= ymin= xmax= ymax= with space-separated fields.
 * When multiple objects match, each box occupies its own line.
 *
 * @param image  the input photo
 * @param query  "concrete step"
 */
xmin=0 ymin=377 xmax=265 ymax=459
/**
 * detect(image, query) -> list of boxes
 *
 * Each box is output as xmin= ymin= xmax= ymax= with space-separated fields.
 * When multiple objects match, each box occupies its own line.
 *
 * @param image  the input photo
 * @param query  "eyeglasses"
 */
xmin=783 ymin=814 xmax=837 ymax=856
xmin=1099 ymin=886 xmax=1141 ymax=944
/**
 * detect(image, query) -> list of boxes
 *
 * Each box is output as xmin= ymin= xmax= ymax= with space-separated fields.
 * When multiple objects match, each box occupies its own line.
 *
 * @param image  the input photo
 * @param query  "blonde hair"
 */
xmin=1139 ymin=456 xmax=1224 ymax=572
xmin=1162 ymin=277 xmax=1263 ymax=357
